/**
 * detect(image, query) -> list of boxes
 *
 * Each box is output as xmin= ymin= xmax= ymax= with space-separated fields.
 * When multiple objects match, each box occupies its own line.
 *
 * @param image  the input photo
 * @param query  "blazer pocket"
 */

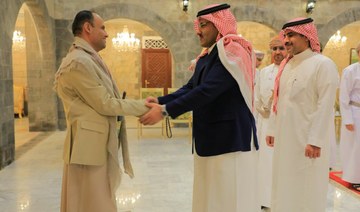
xmin=70 ymin=120 xmax=109 ymax=165
xmin=80 ymin=121 xmax=107 ymax=133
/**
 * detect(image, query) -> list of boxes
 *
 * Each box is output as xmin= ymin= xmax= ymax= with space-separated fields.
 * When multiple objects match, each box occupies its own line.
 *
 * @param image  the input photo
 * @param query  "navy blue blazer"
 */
xmin=158 ymin=45 xmax=258 ymax=156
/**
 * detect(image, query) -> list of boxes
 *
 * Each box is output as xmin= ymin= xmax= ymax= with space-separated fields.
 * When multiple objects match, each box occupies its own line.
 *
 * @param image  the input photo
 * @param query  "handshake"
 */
xmin=139 ymin=96 xmax=165 ymax=126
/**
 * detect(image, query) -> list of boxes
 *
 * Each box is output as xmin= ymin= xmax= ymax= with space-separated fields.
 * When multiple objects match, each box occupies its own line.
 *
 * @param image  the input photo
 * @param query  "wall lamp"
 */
xmin=183 ymin=0 xmax=189 ymax=12
xmin=306 ymin=0 xmax=316 ymax=14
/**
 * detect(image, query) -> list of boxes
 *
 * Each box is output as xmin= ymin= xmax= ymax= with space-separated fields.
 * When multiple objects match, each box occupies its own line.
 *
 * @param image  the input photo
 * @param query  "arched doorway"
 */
xmin=323 ymin=22 xmax=360 ymax=75
xmin=237 ymin=21 xmax=277 ymax=69
xmin=102 ymin=19 xmax=174 ymax=98
xmin=12 ymin=3 xmax=47 ymax=159
xmin=13 ymin=4 xmax=28 ymax=119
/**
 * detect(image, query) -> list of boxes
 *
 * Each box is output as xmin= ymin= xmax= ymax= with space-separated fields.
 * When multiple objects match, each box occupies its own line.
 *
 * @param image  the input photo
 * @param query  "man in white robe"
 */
xmin=255 ymin=36 xmax=287 ymax=210
xmin=255 ymin=50 xmax=265 ymax=69
xmin=339 ymin=42 xmax=360 ymax=191
xmin=266 ymin=18 xmax=339 ymax=212
xmin=254 ymin=50 xmax=265 ymax=123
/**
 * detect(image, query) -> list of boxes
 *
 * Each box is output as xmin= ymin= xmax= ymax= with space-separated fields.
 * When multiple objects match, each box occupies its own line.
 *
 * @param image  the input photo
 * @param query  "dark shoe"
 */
xmin=352 ymin=184 xmax=360 ymax=191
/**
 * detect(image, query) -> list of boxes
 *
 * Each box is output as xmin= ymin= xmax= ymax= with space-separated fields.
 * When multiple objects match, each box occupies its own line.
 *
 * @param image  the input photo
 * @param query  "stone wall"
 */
xmin=0 ymin=0 xmax=59 ymax=169
xmin=25 ymin=0 xmax=58 ymax=131
xmin=53 ymin=19 xmax=73 ymax=130
xmin=0 ymin=0 xmax=22 ymax=169
xmin=44 ymin=0 xmax=360 ymax=25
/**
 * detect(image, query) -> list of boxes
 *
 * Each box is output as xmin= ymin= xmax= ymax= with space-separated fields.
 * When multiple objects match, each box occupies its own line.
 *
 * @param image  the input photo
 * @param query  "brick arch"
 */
xmin=93 ymin=3 xmax=182 ymax=64
xmin=318 ymin=7 xmax=360 ymax=46
xmin=21 ymin=1 xmax=59 ymax=131
xmin=92 ymin=3 xmax=197 ymax=88
xmin=232 ymin=5 xmax=287 ymax=32
xmin=0 ymin=0 xmax=58 ymax=170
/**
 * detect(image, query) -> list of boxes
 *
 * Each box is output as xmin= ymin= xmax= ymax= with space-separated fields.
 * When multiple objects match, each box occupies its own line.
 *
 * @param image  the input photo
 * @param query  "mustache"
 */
xmin=285 ymin=42 xmax=292 ymax=46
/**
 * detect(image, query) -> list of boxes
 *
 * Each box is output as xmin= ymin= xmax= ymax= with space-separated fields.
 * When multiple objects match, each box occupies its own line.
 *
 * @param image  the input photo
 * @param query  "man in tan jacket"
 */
xmin=54 ymin=10 xmax=148 ymax=212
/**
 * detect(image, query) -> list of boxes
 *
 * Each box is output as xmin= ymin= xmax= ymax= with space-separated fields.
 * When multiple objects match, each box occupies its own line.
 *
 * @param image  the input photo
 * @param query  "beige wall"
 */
xmin=323 ymin=22 xmax=360 ymax=75
xmin=12 ymin=5 xmax=28 ymax=105
xmin=12 ymin=6 xmax=27 ymax=88
xmin=237 ymin=21 xmax=277 ymax=69
xmin=12 ymin=47 xmax=27 ymax=87
xmin=99 ymin=20 xmax=278 ymax=99
xmin=100 ymin=19 xmax=161 ymax=99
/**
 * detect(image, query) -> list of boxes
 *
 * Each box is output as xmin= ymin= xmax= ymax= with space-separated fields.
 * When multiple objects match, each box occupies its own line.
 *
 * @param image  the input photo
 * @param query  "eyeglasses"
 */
xmin=272 ymin=46 xmax=285 ymax=51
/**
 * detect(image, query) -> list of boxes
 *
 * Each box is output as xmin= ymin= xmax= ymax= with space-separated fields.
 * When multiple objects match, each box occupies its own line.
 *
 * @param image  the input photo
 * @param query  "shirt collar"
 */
xmin=207 ymin=43 xmax=216 ymax=54
xmin=292 ymin=48 xmax=315 ymax=61
xmin=73 ymin=37 xmax=98 ymax=55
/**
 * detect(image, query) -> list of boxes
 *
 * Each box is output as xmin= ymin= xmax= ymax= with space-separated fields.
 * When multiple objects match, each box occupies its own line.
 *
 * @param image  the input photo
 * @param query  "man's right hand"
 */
xmin=139 ymin=102 xmax=163 ymax=125
xmin=266 ymin=136 xmax=274 ymax=147
xmin=345 ymin=124 xmax=355 ymax=131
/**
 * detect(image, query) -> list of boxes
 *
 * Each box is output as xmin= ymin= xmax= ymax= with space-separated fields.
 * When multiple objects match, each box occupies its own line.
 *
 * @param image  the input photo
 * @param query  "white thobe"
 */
xmin=339 ymin=62 xmax=360 ymax=184
xmin=329 ymin=118 xmax=337 ymax=169
xmin=267 ymin=49 xmax=339 ymax=212
xmin=191 ymin=38 xmax=260 ymax=212
xmin=193 ymin=149 xmax=259 ymax=212
xmin=255 ymin=63 xmax=279 ymax=208
xmin=254 ymin=68 xmax=261 ymax=123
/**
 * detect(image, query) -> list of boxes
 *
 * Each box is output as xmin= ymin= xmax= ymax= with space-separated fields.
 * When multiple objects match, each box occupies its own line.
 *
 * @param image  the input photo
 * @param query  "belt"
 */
xmin=350 ymin=100 xmax=360 ymax=107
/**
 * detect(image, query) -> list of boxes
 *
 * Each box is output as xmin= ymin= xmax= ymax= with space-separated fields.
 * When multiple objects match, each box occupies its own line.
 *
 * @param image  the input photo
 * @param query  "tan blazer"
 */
xmin=55 ymin=38 xmax=148 ymax=166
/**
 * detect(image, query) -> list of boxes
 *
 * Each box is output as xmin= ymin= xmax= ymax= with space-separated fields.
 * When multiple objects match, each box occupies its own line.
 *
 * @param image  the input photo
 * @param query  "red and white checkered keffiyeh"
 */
xmin=272 ymin=17 xmax=320 ymax=113
xmin=194 ymin=4 xmax=255 ymax=111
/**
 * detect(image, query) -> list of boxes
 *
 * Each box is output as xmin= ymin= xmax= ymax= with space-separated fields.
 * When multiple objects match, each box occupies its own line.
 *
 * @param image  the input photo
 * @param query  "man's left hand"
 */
xmin=305 ymin=144 xmax=321 ymax=159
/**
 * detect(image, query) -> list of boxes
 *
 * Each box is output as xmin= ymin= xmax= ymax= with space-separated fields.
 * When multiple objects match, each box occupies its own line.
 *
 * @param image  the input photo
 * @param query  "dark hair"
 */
xmin=72 ymin=10 xmax=95 ymax=36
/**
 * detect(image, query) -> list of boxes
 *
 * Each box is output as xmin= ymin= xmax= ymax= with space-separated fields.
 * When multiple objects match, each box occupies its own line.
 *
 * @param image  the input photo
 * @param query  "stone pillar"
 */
xmin=170 ymin=22 xmax=200 ymax=87
xmin=25 ymin=3 xmax=59 ymax=131
xmin=54 ymin=19 xmax=73 ymax=130
xmin=0 ymin=0 xmax=23 ymax=169
xmin=0 ymin=37 xmax=15 ymax=168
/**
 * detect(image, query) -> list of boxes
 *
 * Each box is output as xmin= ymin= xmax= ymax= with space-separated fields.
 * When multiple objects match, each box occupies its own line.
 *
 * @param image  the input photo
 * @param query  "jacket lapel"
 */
xmin=193 ymin=46 xmax=218 ymax=86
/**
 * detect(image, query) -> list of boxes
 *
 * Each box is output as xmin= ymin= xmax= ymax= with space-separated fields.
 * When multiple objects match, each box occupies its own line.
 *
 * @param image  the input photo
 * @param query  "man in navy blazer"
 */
xmin=140 ymin=3 xmax=260 ymax=212
xmin=156 ymin=45 xmax=256 ymax=156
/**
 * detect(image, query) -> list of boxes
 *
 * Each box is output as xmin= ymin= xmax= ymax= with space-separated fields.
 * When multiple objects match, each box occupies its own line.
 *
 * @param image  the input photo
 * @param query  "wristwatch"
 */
xmin=161 ymin=105 xmax=169 ymax=117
